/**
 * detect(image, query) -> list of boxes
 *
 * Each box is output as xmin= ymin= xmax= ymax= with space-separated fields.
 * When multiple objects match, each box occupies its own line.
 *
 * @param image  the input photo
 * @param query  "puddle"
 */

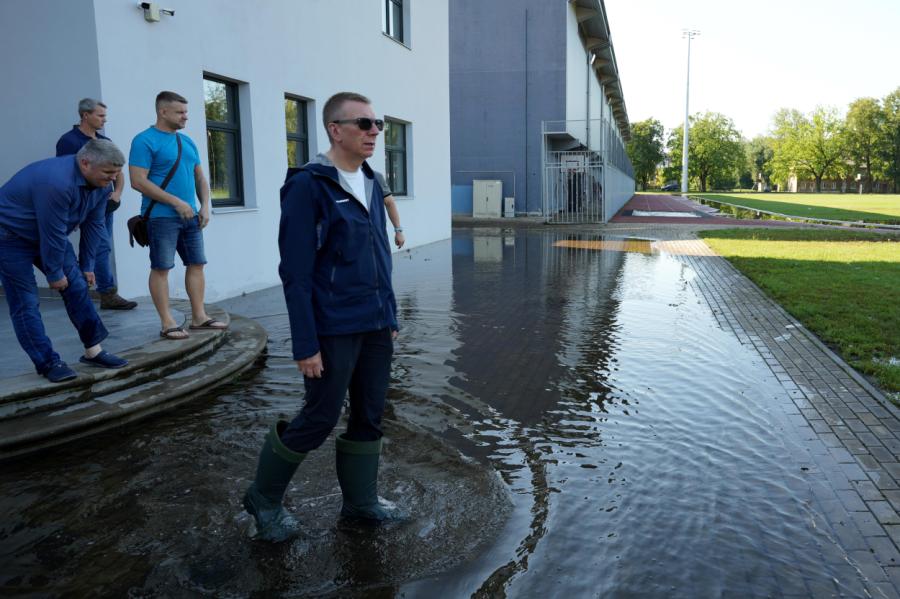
xmin=0 ymin=228 xmax=886 ymax=597
xmin=395 ymin=229 xmax=882 ymax=598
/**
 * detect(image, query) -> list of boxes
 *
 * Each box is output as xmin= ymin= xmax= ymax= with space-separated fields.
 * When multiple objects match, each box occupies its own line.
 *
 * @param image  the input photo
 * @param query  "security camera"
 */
xmin=139 ymin=2 xmax=174 ymax=22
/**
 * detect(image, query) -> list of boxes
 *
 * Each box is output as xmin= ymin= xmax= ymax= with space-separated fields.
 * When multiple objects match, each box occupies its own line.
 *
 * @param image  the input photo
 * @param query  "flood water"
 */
xmin=0 ymin=227 xmax=888 ymax=597
xmin=393 ymin=229 xmax=883 ymax=598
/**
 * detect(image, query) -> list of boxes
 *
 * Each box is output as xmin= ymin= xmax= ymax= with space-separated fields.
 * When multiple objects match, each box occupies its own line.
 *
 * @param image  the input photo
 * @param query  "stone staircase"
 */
xmin=0 ymin=303 xmax=267 ymax=460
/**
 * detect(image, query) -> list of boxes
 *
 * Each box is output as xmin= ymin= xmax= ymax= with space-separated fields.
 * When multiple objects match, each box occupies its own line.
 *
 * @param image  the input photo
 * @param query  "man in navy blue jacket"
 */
xmin=244 ymin=92 xmax=404 ymax=541
xmin=56 ymin=98 xmax=136 ymax=311
xmin=0 ymin=139 xmax=129 ymax=382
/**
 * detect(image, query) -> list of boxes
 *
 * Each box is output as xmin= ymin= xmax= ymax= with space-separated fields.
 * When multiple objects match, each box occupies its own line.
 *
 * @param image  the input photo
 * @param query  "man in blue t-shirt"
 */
xmin=0 ymin=139 xmax=129 ymax=382
xmin=128 ymin=91 xmax=226 ymax=340
xmin=56 ymin=98 xmax=137 ymax=311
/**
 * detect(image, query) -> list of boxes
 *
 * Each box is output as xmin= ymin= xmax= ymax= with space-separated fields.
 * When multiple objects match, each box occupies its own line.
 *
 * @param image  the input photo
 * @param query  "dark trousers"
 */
xmin=78 ymin=211 xmax=116 ymax=293
xmin=281 ymin=328 xmax=393 ymax=453
xmin=0 ymin=226 xmax=108 ymax=374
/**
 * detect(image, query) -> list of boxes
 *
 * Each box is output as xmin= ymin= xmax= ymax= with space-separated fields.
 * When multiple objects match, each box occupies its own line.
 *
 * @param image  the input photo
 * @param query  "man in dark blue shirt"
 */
xmin=0 ymin=139 xmax=129 ymax=382
xmin=55 ymin=98 xmax=136 ymax=311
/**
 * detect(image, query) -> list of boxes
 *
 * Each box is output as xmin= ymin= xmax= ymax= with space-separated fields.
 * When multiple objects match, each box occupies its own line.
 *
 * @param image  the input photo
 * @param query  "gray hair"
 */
xmin=78 ymin=98 xmax=106 ymax=117
xmin=76 ymin=139 xmax=125 ymax=167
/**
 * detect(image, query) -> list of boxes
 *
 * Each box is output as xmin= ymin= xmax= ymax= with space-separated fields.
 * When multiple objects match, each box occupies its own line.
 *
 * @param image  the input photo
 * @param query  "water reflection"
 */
xmin=1 ymin=227 xmax=888 ymax=597
xmin=399 ymin=228 xmax=880 ymax=598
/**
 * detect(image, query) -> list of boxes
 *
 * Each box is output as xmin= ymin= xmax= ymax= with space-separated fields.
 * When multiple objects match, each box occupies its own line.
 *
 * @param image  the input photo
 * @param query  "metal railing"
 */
xmin=543 ymin=151 xmax=604 ymax=224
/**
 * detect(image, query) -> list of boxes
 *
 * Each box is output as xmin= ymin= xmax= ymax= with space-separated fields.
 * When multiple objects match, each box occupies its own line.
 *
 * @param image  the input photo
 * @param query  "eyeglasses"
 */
xmin=330 ymin=117 xmax=385 ymax=131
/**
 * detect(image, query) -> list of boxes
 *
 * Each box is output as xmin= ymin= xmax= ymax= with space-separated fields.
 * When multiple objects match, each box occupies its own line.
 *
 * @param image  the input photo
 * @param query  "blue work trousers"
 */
xmin=78 ymin=212 xmax=115 ymax=293
xmin=281 ymin=328 xmax=393 ymax=453
xmin=0 ymin=225 xmax=108 ymax=374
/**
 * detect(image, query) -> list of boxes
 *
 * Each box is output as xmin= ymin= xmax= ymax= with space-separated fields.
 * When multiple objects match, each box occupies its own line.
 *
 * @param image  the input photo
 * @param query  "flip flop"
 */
xmin=160 ymin=327 xmax=189 ymax=340
xmin=190 ymin=318 xmax=228 ymax=330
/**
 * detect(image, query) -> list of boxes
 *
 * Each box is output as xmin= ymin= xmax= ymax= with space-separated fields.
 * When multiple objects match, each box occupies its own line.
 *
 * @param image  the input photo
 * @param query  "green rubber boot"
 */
xmin=335 ymin=435 xmax=408 ymax=522
xmin=243 ymin=421 xmax=306 ymax=542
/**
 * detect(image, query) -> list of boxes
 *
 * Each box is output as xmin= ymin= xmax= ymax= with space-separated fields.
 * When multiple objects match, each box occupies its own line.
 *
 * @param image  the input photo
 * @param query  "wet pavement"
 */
xmin=3 ymin=220 xmax=900 ymax=597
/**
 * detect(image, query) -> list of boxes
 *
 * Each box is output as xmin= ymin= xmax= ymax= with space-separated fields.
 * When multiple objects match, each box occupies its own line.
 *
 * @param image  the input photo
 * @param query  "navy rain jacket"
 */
xmin=279 ymin=157 xmax=398 ymax=361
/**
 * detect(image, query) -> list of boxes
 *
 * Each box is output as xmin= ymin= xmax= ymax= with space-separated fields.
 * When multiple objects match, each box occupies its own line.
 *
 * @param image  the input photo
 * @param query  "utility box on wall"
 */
xmin=472 ymin=179 xmax=502 ymax=218
xmin=503 ymin=197 xmax=515 ymax=217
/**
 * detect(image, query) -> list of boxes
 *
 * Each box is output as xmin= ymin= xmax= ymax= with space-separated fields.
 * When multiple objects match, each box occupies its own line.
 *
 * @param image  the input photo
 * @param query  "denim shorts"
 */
xmin=147 ymin=216 xmax=207 ymax=270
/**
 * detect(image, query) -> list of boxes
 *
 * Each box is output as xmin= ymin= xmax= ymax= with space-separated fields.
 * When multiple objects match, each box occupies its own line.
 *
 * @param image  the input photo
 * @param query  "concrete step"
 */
xmin=0 ymin=305 xmax=228 ymax=409
xmin=0 ymin=310 xmax=267 ymax=460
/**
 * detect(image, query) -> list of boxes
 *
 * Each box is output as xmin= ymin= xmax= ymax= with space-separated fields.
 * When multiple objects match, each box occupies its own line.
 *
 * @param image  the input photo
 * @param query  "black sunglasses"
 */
xmin=330 ymin=117 xmax=385 ymax=131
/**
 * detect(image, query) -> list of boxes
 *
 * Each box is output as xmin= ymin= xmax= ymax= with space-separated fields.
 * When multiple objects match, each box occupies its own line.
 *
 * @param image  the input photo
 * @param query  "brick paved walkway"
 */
xmin=611 ymin=223 xmax=900 ymax=596
xmin=611 ymin=193 xmax=799 ymax=226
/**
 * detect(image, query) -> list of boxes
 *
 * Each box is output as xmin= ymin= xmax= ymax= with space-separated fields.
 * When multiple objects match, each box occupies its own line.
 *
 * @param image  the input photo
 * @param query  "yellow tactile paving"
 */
xmin=553 ymin=238 xmax=717 ymax=257
xmin=653 ymin=239 xmax=717 ymax=257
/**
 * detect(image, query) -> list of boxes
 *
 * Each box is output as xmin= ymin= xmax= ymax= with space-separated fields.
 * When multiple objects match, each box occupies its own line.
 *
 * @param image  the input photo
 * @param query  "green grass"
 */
xmin=697 ymin=228 xmax=900 ymax=398
xmin=694 ymin=193 xmax=900 ymax=224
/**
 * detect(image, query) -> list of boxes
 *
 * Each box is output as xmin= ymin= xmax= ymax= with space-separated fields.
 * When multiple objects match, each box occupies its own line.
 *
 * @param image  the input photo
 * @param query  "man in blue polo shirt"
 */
xmin=0 ymin=139 xmax=129 ymax=382
xmin=56 ymin=98 xmax=136 ymax=311
xmin=129 ymin=91 xmax=225 ymax=340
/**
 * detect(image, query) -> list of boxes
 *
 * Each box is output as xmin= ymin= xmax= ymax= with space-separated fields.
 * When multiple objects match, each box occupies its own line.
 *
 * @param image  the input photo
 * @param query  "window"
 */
xmin=384 ymin=119 xmax=408 ymax=196
xmin=204 ymin=76 xmax=243 ymax=207
xmin=383 ymin=0 xmax=405 ymax=44
xmin=285 ymin=96 xmax=309 ymax=168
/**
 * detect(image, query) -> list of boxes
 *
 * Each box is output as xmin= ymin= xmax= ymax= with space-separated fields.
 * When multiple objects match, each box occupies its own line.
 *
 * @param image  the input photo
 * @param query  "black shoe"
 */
xmin=100 ymin=292 xmax=138 ymax=310
xmin=44 ymin=361 xmax=77 ymax=383
xmin=79 ymin=351 xmax=128 ymax=369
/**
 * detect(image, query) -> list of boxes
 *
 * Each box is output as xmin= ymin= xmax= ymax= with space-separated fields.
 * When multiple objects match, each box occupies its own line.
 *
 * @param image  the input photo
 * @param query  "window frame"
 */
xmin=203 ymin=74 xmax=244 ymax=208
xmin=384 ymin=118 xmax=408 ymax=196
xmin=284 ymin=95 xmax=310 ymax=169
xmin=383 ymin=0 xmax=407 ymax=45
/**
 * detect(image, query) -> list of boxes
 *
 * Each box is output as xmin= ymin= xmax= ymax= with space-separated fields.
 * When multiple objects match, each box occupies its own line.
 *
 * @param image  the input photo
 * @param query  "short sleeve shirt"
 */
xmin=128 ymin=127 xmax=201 ymax=218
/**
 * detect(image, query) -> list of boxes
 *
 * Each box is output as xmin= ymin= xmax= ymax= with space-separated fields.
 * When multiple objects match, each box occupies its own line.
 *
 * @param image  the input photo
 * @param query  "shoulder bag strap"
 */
xmin=142 ymin=133 xmax=183 ymax=220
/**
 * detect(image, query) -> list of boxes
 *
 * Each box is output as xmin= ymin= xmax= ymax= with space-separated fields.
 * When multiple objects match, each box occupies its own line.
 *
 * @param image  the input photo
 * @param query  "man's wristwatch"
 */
xmin=395 ymin=227 xmax=404 ymax=233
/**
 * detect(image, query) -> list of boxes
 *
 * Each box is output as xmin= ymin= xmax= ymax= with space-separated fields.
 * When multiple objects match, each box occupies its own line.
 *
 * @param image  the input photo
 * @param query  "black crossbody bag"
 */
xmin=127 ymin=133 xmax=182 ymax=247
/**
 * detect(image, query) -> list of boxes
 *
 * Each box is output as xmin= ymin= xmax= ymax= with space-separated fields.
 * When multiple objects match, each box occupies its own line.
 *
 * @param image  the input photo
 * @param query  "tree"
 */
xmin=666 ymin=112 xmax=744 ymax=192
xmin=747 ymin=136 xmax=775 ymax=190
xmin=626 ymin=118 xmax=665 ymax=190
xmin=770 ymin=106 xmax=845 ymax=192
xmin=883 ymin=87 xmax=900 ymax=193
xmin=844 ymin=97 xmax=886 ymax=193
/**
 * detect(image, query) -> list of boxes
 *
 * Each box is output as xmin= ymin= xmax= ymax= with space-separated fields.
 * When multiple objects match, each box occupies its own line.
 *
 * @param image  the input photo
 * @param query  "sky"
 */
xmin=604 ymin=0 xmax=900 ymax=139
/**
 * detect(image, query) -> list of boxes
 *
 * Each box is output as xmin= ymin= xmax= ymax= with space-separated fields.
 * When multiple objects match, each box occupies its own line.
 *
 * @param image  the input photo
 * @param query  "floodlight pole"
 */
xmin=681 ymin=29 xmax=699 ymax=194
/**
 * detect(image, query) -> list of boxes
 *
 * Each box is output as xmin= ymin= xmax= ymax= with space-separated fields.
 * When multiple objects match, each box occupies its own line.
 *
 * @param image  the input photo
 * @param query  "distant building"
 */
xmin=449 ymin=0 xmax=635 ymax=222
xmin=0 ymin=0 xmax=450 ymax=301
xmin=787 ymin=175 xmax=892 ymax=194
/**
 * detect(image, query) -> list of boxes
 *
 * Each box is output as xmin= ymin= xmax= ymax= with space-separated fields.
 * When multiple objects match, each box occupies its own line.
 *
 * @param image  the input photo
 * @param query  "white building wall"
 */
xmin=564 ymin=4 xmax=589 ymax=128
xmin=1 ymin=0 xmax=450 ymax=301
xmin=560 ymin=2 xmax=634 ymax=221
xmin=604 ymin=164 xmax=635 ymax=221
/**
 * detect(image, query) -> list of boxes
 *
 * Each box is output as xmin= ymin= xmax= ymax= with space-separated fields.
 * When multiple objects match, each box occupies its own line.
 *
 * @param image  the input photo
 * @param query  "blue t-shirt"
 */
xmin=128 ymin=127 xmax=200 ymax=218
xmin=55 ymin=126 xmax=111 ymax=156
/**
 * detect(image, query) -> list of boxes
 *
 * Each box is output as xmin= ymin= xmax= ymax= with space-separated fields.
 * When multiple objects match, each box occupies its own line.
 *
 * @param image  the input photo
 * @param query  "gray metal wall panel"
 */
xmin=450 ymin=0 xmax=567 ymax=214
xmin=0 ymin=0 xmax=102 ymax=182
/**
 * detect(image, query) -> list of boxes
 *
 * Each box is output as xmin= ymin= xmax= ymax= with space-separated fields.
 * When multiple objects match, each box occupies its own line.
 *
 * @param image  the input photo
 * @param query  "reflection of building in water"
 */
xmin=448 ymin=229 xmax=628 ymax=425
xmin=473 ymin=229 xmax=505 ymax=263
